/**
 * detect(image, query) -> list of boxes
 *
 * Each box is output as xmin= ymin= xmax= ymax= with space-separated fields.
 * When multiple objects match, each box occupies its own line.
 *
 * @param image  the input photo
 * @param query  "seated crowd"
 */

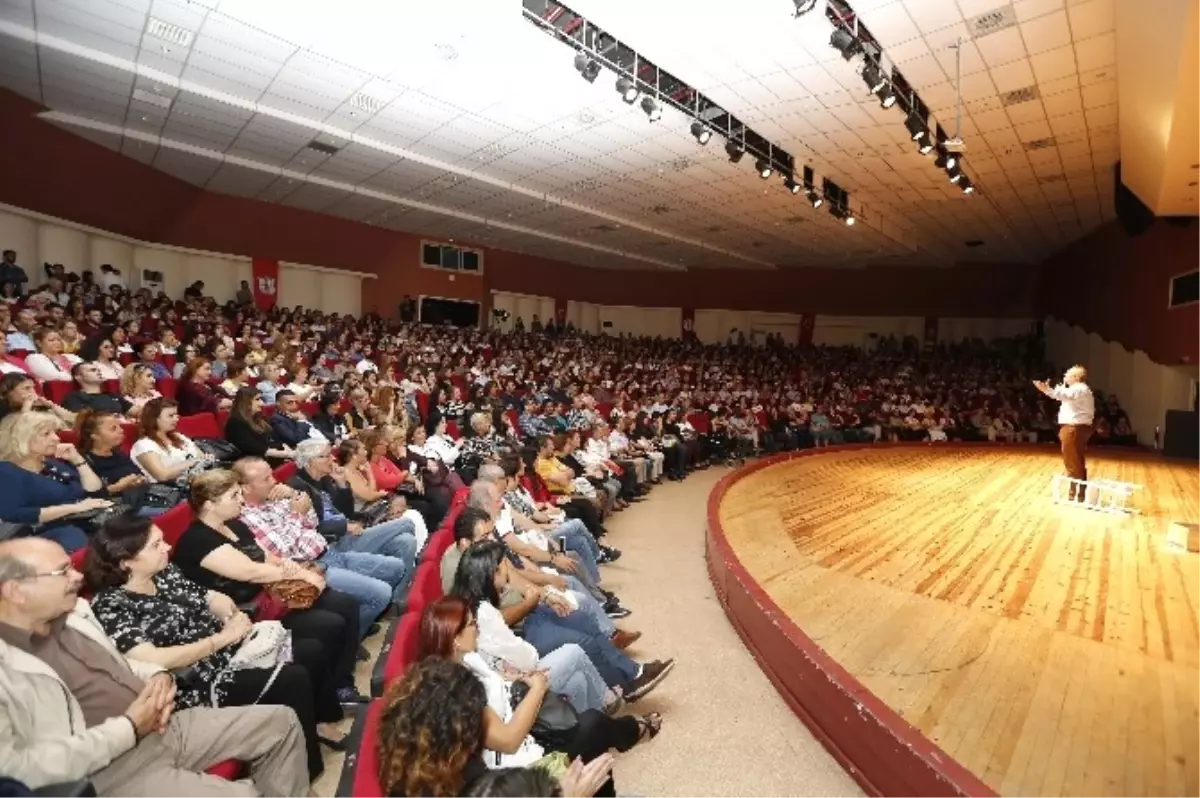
xmin=0 ymin=255 xmax=1138 ymax=796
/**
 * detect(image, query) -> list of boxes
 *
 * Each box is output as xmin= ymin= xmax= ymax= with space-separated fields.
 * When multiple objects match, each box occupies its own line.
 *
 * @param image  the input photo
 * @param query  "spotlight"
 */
xmin=783 ymin=175 xmax=802 ymax=194
xmin=615 ymin=76 xmax=639 ymax=103
xmin=641 ymin=95 xmax=662 ymax=122
xmin=809 ymin=190 xmax=824 ymax=208
xmin=725 ymin=140 xmax=745 ymax=163
xmin=861 ymin=62 xmax=886 ymax=94
xmin=844 ymin=211 xmax=856 ymax=226
xmin=934 ymin=149 xmax=958 ymax=170
xmin=878 ymin=86 xmax=897 ymax=108
xmin=959 ymin=176 xmax=975 ymax=194
xmin=947 ymin=164 xmax=964 ymax=183
xmin=917 ymin=138 xmax=934 ymax=155
xmin=830 ymin=27 xmax=860 ymax=60
xmin=573 ymin=52 xmax=600 ymax=83
xmin=755 ymin=158 xmax=773 ymax=179
xmin=904 ymin=111 xmax=927 ymax=141
xmin=690 ymin=121 xmax=712 ymax=145
xmin=792 ymin=0 xmax=818 ymax=15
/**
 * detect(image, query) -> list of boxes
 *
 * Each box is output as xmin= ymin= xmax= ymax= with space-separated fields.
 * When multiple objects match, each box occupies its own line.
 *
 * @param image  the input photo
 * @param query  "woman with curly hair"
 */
xmin=377 ymin=657 xmax=488 ymax=797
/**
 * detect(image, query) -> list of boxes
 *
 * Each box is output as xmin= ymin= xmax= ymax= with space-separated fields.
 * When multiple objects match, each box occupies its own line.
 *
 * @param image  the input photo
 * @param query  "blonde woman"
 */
xmin=121 ymin=362 xmax=162 ymax=412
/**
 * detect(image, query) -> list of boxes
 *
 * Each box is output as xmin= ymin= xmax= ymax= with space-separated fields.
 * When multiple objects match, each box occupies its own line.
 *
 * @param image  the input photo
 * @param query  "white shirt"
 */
xmin=1049 ymin=382 xmax=1095 ymax=425
xmin=461 ymin=651 xmax=544 ymax=769
xmin=130 ymin=435 xmax=201 ymax=482
xmin=474 ymin=601 xmax=539 ymax=672
xmin=25 ymin=352 xmax=81 ymax=382
xmin=425 ymin=433 xmax=460 ymax=465
xmin=355 ymin=359 xmax=377 ymax=374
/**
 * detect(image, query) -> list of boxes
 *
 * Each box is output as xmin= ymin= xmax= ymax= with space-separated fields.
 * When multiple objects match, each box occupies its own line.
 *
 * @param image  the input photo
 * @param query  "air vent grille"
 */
xmin=668 ymin=157 xmax=693 ymax=172
xmin=350 ymin=92 xmax=383 ymax=115
xmin=1024 ymin=137 xmax=1057 ymax=151
xmin=146 ymin=17 xmax=193 ymax=47
xmin=967 ymin=5 xmax=1017 ymax=37
xmin=131 ymin=88 xmax=172 ymax=109
xmin=1001 ymin=85 xmax=1040 ymax=106
xmin=649 ymin=204 xmax=672 ymax=215
xmin=306 ymin=140 xmax=342 ymax=156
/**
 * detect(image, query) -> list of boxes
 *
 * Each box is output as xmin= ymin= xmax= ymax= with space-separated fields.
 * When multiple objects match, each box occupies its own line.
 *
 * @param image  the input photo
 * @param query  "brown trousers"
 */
xmin=1059 ymin=424 xmax=1093 ymax=499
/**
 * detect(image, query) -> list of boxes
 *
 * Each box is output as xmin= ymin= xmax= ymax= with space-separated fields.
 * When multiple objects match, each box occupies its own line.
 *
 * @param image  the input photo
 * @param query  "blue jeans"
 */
xmin=319 ymin=549 xmax=407 ymax=635
xmin=564 ymin=576 xmax=614 ymax=636
xmin=521 ymin=604 xmax=637 ymax=688
xmin=540 ymin=642 xmax=609 ymax=713
xmin=137 ymin=506 xmax=168 ymax=518
xmin=333 ymin=517 xmax=417 ymax=564
xmin=551 ymin=519 xmax=601 ymax=584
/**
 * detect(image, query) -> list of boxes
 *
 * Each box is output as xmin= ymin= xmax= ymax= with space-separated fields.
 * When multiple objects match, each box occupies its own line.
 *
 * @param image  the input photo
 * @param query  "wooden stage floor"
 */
xmin=717 ymin=446 xmax=1199 ymax=797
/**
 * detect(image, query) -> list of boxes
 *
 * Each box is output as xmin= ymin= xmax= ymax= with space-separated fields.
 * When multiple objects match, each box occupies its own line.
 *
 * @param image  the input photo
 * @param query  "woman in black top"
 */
xmin=662 ymin=407 xmax=705 ymax=470
xmin=172 ymin=469 xmax=366 ymax=706
xmin=636 ymin=413 xmax=685 ymax=481
xmin=85 ymin=515 xmax=344 ymax=781
xmin=223 ymin=387 xmax=294 ymax=466
xmin=310 ymin=392 xmax=348 ymax=444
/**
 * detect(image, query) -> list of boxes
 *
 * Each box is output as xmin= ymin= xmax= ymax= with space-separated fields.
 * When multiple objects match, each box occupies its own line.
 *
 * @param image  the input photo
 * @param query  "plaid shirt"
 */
xmin=239 ymin=499 xmax=326 ymax=562
xmin=519 ymin=412 xmax=552 ymax=438
xmin=459 ymin=432 xmax=503 ymax=471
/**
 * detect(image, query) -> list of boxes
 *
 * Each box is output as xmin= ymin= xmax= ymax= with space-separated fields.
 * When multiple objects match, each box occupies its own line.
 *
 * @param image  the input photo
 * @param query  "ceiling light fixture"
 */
xmin=861 ymin=62 xmax=886 ymax=94
xmin=803 ymin=166 xmax=822 ymax=207
xmin=641 ymin=95 xmax=662 ymax=122
xmin=947 ymin=164 xmax=964 ymax=183
xmin=934 ymin=149 xmax=958 ymax=170
xmin=830 ymin=27 xmax=860 ymax=60
xmin=690 ymin=121 xmax=712 ymax=145
xmin=959 ymin=176 xmax=975 ymax=194
xmin=725 ymin=140 xmax=745 ymax=163
xmin=573 ymin=52 xmax=600 ymax=83
xmin=904 ymin=110 xmax=928 ymax=141
xmin=917 ymin=139 xmax=934 ymax=154
xmin=755 ymin=158 xmax=773 ymax=179
xmin=783 ymin=175 xmax=801 ymax=194
xmin=615 ymin=76 xmax=639 ymax=103
xmin=878 ymin=85 xmax=897 ymax=108
xmin=844 ymin=211 xmax=856 ymax=226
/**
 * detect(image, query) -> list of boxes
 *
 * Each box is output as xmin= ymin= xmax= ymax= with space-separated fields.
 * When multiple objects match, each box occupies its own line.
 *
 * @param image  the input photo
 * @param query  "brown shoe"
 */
xmin=610 ymin=629 xmax=642 ymax=650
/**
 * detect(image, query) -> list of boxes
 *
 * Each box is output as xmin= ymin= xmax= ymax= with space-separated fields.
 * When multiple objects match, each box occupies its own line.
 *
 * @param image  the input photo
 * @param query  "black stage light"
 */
xmin=905 ymin=110 xmax=928 ymax=141
xmin=615 ymin=76 xmax=639 ymax=103
xmin=690 ymin=121 xmax=712 ymax=144
xmin=878 ymin=84 xmax=897 ymax=108
xmin=830 ymin=27 xmax=860 ymax=60
xmin=755 ymin=158 xmax=773 ymax=178
xmin=862 ymin=61 xmax=886 ymax=94
xmin=959 ymin=175 xmax=975 ymax=194
xmin=783 ymin=175 xmax=801 ymax=194
xmin=725 ymin=140 xmax=745 ymax=163
xmin=573 ymin=52 xmax=600 ymax=83
xmin=641 ymin=95 xmax=662 ymax=122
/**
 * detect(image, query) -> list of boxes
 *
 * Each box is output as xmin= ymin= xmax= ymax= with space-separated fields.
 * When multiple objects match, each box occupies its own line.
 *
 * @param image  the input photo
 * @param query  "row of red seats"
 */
xmin=338 ymin=489 xmax=469 ymax=797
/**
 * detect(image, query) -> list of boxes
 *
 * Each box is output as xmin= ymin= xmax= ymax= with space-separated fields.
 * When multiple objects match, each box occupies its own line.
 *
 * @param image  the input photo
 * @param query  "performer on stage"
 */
xmin=1033 ymin=365 xmax=1095 ymax=501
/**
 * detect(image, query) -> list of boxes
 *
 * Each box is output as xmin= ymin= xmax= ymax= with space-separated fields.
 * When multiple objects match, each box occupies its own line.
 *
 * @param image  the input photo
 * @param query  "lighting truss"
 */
xmin=823 ymin=0 xmax=976 ymax=196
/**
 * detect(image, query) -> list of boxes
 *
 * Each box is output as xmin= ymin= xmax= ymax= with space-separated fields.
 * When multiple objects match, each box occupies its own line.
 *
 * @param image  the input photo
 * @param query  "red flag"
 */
xmin=924 ymin=316 xmax=939 ymax=346
xmin=799 ymin=313 xmax=816 ymax=345
xmin=681 ymin=308 xmax=696 ymax=339
xmin=252 ymin=258 xmax=279 ymax=311
xmin=554 ymin=298 xmax=567 ymax=326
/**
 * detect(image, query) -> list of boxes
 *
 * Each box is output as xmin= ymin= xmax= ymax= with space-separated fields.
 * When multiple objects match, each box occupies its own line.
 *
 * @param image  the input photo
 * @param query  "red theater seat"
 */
xmin=121 ymin=423 xmax=138 ymax=454
xmin=45 ymin=381 xmax=73 ymax=405
xmin=156 ymin=378 xmax=177 ymax=400
xmin=273 ymin=462 xmax=297 ymax=483
xmin=177 ymin=413 xmax=220 ymax=440
xmin=339 ymin=702 xmax=384 ymax=796
xmin=445 ymin=420 xmax=459 ymax=439
xmin=420 ymin=527 xmax=454 ymax=566
xmin=415 ymin=391 xmax=429 ymax=420
xmin=405 ymin=562 xmax=443 ymax=616
xmin=103 ymin=379 xmax=121 ymax=395
xmin=157 ymin=504 xmax=193 ymax=548
xmin=57 ymin=428 xmax=80 ymax=446
xmin=370 ymin=611 xmax=421 ymax=697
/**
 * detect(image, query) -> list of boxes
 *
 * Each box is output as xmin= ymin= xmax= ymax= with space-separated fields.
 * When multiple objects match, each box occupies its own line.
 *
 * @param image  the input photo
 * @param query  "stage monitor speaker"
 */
xmin=1113 ymin=162 xmax=1155 ymax=236
xmin=1163 ymin=409 xmax=1199 ymax=460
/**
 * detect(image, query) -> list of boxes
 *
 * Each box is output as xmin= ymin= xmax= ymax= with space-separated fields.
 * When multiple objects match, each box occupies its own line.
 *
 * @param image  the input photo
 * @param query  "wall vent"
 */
xmin=1001 ymin=85 xmax=1040 ymax=106
xmin=146 ymin=17 xmax=193 ymax=47
xmin=967 ymin=5 xmax=1017 ymax=37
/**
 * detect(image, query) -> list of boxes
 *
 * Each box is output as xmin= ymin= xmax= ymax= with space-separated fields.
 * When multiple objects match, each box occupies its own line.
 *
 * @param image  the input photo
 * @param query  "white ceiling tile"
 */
xmin=1080 ymin=79 xmax=1116 ymax=110
xmin=1048 ymin=110 xmax=1088 ymax=137
xmin=863 ymin=2 xmax=922 ymax=47
xmin=895 ymin=53 xmax=947 ymax=88
xmin=971 ymin=107 xmax=1012 ymax=133
xmin=1039 ymin=73 xmax=1080 ymax=96
xmin=1041 ymin=87 xmax=1083 ymax=118
xmin=1013 ymin=0 xmax=1065 ymax=22
xmin=1005 ymin=99 xmax=1047 ymax=125
xmin=1083 ymin=103 xmax=1117 ymax=128
xmin=903 ymin=0 xmax=963 ymax=33
xmin=1073 ymin=32 xmax=1115 ymax=71
xmin=1020 ymin=10 xmax=1072 ymax=55
xmin=990 ymin=58 xmax=1035 ymax=92
xmin=887 ymin=35 xmax=933 ymax=64
xmin=928 ymin=30 xmax=988 ymax=77
xmin=1030 ymin=44 xmax=1077 ymax=82
xmin=1067 ymin=0 xmax=1115 ymax=40
xmin=1015 ymin=117 xmax=1053 ymax=141
xmin=976 ymin=27 xmax=1027 ymax=68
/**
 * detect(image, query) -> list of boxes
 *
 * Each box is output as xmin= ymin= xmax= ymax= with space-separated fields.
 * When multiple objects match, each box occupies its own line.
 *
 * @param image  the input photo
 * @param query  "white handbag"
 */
xmin=212 ymin=621 xmax=293 ymax=707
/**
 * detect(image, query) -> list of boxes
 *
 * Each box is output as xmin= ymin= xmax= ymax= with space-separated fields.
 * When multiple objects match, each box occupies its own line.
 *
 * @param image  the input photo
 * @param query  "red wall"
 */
xmin=0 ymin=88 xmax=1039 ymax=321
xmin=1037 ymin=220 xmax=1198 ymax=366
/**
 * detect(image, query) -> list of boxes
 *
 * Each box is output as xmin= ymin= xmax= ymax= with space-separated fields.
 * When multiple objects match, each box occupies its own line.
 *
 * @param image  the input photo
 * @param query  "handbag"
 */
xmin=212 ymin=621 xmax=293 ymax=707
xmin=359 ymin=498 xmax=391 ymax=526
xmin=263 ymin=577 xmax=319 ymax=610
xmin=194 ymin=437 xmax=241 ymax=464
xmin=509 ymin=680 xmax=579 ymax=751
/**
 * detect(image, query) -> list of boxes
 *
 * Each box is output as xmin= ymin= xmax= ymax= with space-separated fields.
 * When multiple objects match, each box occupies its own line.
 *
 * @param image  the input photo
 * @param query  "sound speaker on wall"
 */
xmin=1163 ymin=409 xmax=1199 ymax=460
xmin=1113 ymin=162 xmax=1155 ymax=236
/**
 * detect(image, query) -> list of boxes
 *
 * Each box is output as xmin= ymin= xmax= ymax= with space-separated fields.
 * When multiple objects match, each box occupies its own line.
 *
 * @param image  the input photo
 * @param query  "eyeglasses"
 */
xmin=18 ymin=562 xmax=76 ymax=580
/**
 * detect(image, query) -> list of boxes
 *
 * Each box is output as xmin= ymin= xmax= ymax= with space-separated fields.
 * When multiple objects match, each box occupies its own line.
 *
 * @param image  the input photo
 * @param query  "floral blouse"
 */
xmin=90 ymin=564 xmax=235 ymax=709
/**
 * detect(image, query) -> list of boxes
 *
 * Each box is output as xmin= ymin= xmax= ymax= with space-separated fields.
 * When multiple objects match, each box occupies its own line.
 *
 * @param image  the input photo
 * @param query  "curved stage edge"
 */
xmin=705 ymin=444 xmax=999 ymax=798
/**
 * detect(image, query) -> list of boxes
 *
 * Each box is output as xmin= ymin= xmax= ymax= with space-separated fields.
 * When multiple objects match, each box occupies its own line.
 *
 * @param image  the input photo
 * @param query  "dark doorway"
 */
xmin=419 ymin=296 xmax=480 ymax=328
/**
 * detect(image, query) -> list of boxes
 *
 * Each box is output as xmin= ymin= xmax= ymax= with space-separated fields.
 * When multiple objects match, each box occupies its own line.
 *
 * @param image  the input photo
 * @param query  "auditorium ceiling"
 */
xmin=0 ymin=0 xmax=1150 ymax=271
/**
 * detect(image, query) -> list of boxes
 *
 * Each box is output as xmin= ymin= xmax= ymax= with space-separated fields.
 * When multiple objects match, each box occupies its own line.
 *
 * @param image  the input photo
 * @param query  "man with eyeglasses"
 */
xmin=0 ymin=537 xmax=308 ymax=795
